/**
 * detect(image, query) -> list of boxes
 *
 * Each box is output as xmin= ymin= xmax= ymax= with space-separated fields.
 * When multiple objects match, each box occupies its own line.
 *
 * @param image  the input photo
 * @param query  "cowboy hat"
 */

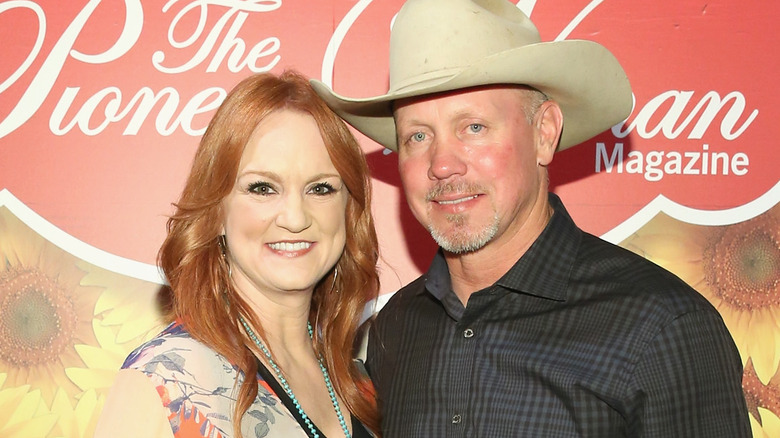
xmin=311 ymin=0 xmax=633 ymax=152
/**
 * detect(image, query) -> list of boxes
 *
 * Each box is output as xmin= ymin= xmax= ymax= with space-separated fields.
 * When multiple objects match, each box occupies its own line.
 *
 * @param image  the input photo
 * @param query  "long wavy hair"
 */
xmin=158 ymin=71 xmax=380 ymax=436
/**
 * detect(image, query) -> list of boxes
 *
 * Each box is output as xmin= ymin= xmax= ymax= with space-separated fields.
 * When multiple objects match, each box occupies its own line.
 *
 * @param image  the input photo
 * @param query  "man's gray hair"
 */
xmin=519 ymin=86 xmax=549 ymax=125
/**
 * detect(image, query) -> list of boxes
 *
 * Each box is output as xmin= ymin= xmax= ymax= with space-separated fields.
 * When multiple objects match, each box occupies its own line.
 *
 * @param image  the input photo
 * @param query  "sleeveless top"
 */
xmin=123 ymin=321 xmax=372 ymax=437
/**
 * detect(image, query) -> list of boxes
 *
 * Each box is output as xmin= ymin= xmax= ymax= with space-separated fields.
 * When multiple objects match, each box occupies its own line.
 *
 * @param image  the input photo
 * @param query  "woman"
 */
xmin=95 ymin=71 xmax=380 ymax=438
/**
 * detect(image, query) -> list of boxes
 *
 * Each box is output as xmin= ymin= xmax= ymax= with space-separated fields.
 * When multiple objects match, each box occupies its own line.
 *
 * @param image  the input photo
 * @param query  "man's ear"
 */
xmin=535 ymin=101 xmax=563 ymax=166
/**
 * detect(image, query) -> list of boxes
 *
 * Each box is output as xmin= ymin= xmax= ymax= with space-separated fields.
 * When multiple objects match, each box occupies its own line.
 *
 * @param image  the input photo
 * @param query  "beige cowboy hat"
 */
xmin=312 ymin=0 xmax=633 ymax=152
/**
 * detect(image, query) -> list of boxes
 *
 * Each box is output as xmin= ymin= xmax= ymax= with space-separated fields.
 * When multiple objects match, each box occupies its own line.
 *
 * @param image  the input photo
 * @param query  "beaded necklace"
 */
xmin=239 ymin=317 xmax=352 ymax=438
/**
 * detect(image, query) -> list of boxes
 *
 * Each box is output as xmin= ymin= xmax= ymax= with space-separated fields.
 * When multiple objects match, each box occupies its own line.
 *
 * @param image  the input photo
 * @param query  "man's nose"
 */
xmin=428 ymin=137 xmax=467 ymax=181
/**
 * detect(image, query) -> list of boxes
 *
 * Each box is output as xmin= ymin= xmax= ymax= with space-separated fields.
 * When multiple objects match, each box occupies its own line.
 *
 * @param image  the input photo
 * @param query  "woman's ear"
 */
xmin=535 ymin=100 xmax=563 ymax=166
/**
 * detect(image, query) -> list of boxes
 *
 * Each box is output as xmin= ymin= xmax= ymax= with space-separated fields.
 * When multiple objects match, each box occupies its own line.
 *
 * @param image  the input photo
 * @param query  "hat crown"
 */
xmin=311 ymin=0 xmax=632 ymax=152
xmin=390 ymin=0 xmax=541 ymax=93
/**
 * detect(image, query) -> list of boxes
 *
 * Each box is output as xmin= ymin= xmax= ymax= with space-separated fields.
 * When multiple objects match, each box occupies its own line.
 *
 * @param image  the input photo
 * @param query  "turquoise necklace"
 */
xmin=239 ymin=317 xmax=351 ymax=438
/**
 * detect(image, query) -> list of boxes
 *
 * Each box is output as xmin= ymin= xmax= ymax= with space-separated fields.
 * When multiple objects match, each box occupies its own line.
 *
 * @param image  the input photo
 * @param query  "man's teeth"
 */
xmin=438 ymin=195 xmax=477 ymax=205
xmin=269 ymin=242 xmax=312 ymax=251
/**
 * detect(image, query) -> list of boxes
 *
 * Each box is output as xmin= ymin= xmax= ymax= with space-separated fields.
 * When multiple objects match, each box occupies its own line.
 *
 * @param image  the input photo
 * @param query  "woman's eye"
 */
xmin=247 ymin=182 xmax=276 ymax=195
xmin=309 ymin=182 xmax=337 ymax=196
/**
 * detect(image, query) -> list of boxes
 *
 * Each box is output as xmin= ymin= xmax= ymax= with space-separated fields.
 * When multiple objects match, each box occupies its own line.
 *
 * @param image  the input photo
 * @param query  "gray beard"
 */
xmin=428 ymin=212 xmax=500 ymax=254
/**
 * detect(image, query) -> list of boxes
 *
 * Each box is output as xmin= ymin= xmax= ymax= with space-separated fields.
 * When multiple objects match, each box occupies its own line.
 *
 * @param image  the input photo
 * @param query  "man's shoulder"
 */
xmin=576 ymin=232 xmax=714 ymax=315
xmin=373 ymin=275 xmax=427 ymax=325
xmin=366 ymin=275 xmax=431 ymax=374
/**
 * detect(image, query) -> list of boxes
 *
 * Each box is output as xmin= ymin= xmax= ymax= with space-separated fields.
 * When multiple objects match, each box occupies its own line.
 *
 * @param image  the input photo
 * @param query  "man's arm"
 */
xmin=365 ymin=318 xmax=385 ymax=385
xmin=628 ymin=309 xmax=751 ymax=436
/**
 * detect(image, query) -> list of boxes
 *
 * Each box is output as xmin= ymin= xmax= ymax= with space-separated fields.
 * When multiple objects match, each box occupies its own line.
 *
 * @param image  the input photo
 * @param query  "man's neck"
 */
xmin=445 ymin=202 xmax=553 ymax=305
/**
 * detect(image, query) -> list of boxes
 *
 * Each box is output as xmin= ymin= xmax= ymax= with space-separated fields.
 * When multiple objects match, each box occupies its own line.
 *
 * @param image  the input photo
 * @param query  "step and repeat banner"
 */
xmin=0 ymin=0 xmax=778 ymax=436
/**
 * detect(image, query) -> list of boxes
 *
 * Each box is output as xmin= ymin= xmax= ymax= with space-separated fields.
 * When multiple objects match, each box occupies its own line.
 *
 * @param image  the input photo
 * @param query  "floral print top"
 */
xmin=121 ymin=321 xmax=312 ymax=438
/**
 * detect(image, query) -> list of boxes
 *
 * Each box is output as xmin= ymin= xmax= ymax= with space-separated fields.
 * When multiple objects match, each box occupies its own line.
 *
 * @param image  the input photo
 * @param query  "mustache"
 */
xmin=425 ymin=182 xmax=485 ymax=202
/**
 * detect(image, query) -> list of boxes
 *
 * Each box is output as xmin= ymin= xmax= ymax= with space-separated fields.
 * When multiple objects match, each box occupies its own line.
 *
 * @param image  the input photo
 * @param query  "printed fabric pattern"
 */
xmin=122 ymin=321 xmax=307 ymax=438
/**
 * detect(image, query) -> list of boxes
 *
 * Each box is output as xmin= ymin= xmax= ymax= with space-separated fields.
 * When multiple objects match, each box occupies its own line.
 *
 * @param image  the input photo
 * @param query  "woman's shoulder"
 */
xmin=122 ymin=321 xmax=213 ymax=362
xmin=118 ymin=321 xmax=245 ymax=436
xmin=122 ymin=321 xmax=238 ymax=393
xmin=119 ymin=321 xmax=309 ymax=438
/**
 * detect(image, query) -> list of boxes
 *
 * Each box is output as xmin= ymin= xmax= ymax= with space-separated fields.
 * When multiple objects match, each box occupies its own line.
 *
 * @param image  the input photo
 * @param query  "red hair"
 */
xmin=158 ymin=71 xmax=380 ymax=436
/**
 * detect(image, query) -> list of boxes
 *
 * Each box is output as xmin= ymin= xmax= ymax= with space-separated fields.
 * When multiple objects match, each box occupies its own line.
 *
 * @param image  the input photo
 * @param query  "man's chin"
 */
xmin=429 ymin=226 xmax=495 ymax=254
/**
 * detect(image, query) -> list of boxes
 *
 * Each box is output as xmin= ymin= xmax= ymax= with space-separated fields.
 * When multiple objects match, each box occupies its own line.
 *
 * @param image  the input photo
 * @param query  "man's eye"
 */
xmin=411 ymin=132 xmax=426 ymax=142
xmin=247 ymin=182 xmax=276 ymax=195
xmin=309 ymin=182 xmax=337 ymax=196
xmin=468 ymin=123 xmax=484 ymax=133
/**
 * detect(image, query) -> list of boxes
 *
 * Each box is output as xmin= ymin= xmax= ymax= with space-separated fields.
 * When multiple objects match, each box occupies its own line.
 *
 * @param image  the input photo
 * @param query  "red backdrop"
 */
xmin=0 ymin=1 xmax=777 ymax=436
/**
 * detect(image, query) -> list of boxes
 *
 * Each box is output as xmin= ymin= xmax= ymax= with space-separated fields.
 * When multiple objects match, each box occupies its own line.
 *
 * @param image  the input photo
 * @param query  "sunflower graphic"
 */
xmin=0 ymin=373 xmax=58 ymax=437
xmin=743 ymin=359 xmax=780 ymax=436
xmin=66 ymin=265 xmax=167 ymax=400
xmin=0 ymin=206 xmax=166 ymax=437
xmin=620 ymin=203 xmax=780 ymax=433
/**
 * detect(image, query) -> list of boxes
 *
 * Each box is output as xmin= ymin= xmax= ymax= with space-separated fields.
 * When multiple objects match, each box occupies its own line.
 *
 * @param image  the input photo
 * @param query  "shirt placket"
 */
xmin=445 ymin=303 xmax=482 ymax=437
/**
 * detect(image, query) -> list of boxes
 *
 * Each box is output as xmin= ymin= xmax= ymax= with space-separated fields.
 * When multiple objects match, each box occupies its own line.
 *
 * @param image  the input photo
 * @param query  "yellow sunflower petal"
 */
xmin=0 ymin=389 xmax=56 ymax=437
xmin=1 ymin=414 xmax=57 ymax=438
xmin=756 ymin=407 xmax=780 ymax=438
xmin=116 ymin=309 xmax=164 ymax=344
xmin=50 ymin=387 xmax=101 ymax=438
xmin=92 ymin=287 xmax=128 ymax=315
xmin=749 ymin=344 xmax=777 ymax=385
xmin=64 ymin=367 xmax=120 ymax=394
xmin=729 ymin=310 xmax=753 ymax=341
xmin=72 ymin=390 xmax=101 ymax=438
xmin=73 ymin=344 xmax=121 ymax=371
xmin=0 ymin=384 xmax=31 ymax=427
xmin=750 ymin=415 xmax=765 ymax=438
xmin=85 ymin=266 xmax=165 ymax=344
xmin=6 ymin=389 xmax=44 ymax=429
xmin=91 ymin=319 xmax=127 ymax=357
xmin=624 ymin=233 xmax=703 ymax=262
xmin=746 ymin=314 xmax=780 ymax=384
xmin=629 ymin=213 xmax=704 ymax=241
xmin=658 ymin=260 xmax=704 ymax=286
xmin=50 ymin=388 xmax=76 ymax=436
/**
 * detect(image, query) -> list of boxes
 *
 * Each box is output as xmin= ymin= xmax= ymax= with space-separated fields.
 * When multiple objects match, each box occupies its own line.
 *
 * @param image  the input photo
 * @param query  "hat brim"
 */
xmin=312 ymin=39 xmax=632 ymax=152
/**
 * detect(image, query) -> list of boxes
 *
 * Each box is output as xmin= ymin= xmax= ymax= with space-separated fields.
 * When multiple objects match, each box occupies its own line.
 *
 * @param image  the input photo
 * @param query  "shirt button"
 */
xmin=463 ymin=328 xmax=474 ymax=338
xmin=452 ymin=414 xmax=462 ymax=424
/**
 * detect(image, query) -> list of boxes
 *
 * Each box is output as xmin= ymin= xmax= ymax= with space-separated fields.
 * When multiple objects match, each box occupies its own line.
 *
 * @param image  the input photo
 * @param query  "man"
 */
xmin=312 ymin=0 xmax=751 ymax=436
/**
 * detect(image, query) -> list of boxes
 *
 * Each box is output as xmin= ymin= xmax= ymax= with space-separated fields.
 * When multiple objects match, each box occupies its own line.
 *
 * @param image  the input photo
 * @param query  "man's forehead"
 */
xmin=392 ymin=86 xmax=540 ymax=131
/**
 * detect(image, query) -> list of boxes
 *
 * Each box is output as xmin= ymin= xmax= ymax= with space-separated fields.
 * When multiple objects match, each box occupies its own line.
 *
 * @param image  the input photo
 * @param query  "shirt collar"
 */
xmin=423 ymin=193 xmax=581 ymax=302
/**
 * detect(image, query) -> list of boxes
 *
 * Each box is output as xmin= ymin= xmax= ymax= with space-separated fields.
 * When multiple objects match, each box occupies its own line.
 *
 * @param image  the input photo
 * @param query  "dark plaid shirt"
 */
xmin=367 ymin=193 xmax=750 ymax=437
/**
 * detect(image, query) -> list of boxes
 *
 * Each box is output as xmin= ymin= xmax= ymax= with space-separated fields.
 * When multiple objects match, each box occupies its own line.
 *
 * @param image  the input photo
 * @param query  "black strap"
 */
xmin=254 ymin=358 xmax=374 ymax=437
xmin=255 ymin=357 xmax=324 ymax=437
